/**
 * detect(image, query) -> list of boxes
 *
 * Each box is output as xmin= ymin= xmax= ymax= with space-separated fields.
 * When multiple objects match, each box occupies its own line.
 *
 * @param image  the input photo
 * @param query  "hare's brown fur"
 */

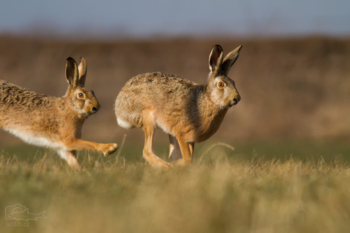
xmin=1 ymin=80 xmax=83 ymax=144
xmin=115 ymin=45 xmax=242 ymax=168
xmin=116 ymin=72 xmax=228 ymax=143
xmin=1 ymin=81 xmax=63 ymax=136
xmin=0 ymin=58 xmax=118 ymax=169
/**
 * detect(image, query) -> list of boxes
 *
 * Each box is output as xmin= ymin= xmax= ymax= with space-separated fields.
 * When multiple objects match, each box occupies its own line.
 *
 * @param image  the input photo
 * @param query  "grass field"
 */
xmin=2 ymin=141 xmax=350 ymax=233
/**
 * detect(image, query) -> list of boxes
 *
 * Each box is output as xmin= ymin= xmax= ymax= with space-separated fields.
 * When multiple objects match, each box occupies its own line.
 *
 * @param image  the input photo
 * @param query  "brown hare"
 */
xmin=115 ymin=45 xmax=242 ymax=168
xmin=0 ymin=57 xmax=118 ymax=169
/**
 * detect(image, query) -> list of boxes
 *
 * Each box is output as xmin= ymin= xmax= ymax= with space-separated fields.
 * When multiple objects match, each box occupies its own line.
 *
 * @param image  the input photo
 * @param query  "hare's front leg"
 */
xmin=174 ymin=137 xmax=194 ymax=166
xmin=58 ymin=150 xmax=81 ymax=170
xmin=64 ymin=139 xmax=118 ymax=156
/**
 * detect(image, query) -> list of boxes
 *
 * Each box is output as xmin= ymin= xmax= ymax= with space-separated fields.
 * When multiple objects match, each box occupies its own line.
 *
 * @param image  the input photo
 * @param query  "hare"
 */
xmin=0 ymin=57 xmax=118 ymax=169
xmin=115 ymin=45 xmax=242 ymax=168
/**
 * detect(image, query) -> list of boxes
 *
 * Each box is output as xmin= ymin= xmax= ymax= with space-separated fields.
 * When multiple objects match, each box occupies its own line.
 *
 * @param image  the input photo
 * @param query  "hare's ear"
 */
xmin=66 ymin=57 xmax=79 ymax=89
xmin=209 ymin=45 xmax=224 ymax=76
xmin=221 ymin=45 xmax=242 ymax=76
xmin=78 ymin=57 xmax=87 ymax=87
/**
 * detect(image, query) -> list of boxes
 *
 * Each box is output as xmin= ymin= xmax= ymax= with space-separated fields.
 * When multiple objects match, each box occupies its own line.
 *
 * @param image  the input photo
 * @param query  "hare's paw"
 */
xmin=174 ymin=159 xmax=192 ymax=167
xmin=102 ymin=143 xmax=118 ymax=156
xmin=146 ymin=156 xmax=173 ymax=169
xmin=158 ymin=160 xmax=173 ymax=169
xmin=153 ymin=158 xmax=173 ymax=169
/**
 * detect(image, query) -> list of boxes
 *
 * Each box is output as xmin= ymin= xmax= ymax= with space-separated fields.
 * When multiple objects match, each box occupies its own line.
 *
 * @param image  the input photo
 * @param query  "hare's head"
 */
xmin=65 ymin=57 xmax=100 ymax=116
xmin=206 ymin=45 xmax=242 ymax=108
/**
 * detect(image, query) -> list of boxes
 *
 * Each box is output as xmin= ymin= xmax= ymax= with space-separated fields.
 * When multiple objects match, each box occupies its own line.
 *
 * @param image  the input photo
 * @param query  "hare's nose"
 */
xmin=92 ymin=105 xmax=100 ymax=113
xmin=233 ymin=95 xmax=241 ymax=105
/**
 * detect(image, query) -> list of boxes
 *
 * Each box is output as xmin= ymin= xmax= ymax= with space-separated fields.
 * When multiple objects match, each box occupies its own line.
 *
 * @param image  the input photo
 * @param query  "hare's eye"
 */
xmin=217 ymin=82 xmax=225 ymax=88
xmin=78 ymin=93 xmax=84 ymax=98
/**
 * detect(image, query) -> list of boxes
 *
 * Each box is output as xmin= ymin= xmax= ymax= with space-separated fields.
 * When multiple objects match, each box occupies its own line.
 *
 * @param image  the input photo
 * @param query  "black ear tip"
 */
xmin=234 ymin=45 xmax=243 ymax=54
xmin=213 ymin=44 xmax=223 ymax=51
xmin=66 ymin=57 xmax=76 ymax=63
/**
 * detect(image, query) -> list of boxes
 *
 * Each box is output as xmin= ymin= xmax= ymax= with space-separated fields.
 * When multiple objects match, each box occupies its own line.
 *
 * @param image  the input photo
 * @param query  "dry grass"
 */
xmin=1 ymin=147 xmax=350 ymax=233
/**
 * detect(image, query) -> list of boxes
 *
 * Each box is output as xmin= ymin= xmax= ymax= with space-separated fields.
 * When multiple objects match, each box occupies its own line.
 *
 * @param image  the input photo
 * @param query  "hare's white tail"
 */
xmin=117 ymin=117 xmax=135 ymax=129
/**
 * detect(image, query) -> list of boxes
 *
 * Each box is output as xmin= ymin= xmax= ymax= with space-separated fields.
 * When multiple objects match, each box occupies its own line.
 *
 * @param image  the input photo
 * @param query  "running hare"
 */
xmin=0 ymin=57 xmax=118 ymax=169
xmin=115 ymin=45 xmax=242 ymax=168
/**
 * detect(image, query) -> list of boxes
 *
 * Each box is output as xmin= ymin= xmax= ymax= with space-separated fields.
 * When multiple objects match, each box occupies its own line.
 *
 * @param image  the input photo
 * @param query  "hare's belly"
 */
xmin=3 ymin=127 xmax=63 ymax=149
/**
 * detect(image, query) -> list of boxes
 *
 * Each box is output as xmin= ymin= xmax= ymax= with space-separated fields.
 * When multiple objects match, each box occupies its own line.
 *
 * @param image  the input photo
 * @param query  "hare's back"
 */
xmin=116 ymin=72 xmax=197 ymax=109
xmin=0 ymin=80 xmax=52 ymax=110
xmin=120 ymin=72 xmax=196 ymax=99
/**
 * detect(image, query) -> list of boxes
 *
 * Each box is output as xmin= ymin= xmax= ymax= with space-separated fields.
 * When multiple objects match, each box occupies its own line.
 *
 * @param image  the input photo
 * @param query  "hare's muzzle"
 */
xmin=92 ymin=105 xmax=100 ymax=113
xmin=230 ymin=95 xmax=241 ymax=107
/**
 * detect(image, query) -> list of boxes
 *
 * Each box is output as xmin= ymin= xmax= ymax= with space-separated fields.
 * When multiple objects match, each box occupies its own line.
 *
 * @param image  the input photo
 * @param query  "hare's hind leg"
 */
xmin=169 ymin=134 xmax=182 ymax=161
xmin=58 ymin=150 xmax=81 ymax=170
xmin=142 ymin=116 xmax=172 ymax=168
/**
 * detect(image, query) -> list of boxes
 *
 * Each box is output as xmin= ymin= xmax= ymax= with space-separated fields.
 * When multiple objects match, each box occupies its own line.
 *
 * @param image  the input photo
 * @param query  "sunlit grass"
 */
xmin=2 ymin=141 xmax=350 ymax=233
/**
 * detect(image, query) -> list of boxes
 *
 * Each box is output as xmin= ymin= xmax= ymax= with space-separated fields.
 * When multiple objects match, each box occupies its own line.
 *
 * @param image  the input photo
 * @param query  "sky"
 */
xmin=0 ymin=0 xmax=349 ymax=39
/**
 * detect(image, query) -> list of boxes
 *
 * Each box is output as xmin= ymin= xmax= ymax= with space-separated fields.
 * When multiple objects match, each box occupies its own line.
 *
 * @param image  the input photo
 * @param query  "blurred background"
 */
xmin=1 ymin=0 xmax=350 ymax=158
